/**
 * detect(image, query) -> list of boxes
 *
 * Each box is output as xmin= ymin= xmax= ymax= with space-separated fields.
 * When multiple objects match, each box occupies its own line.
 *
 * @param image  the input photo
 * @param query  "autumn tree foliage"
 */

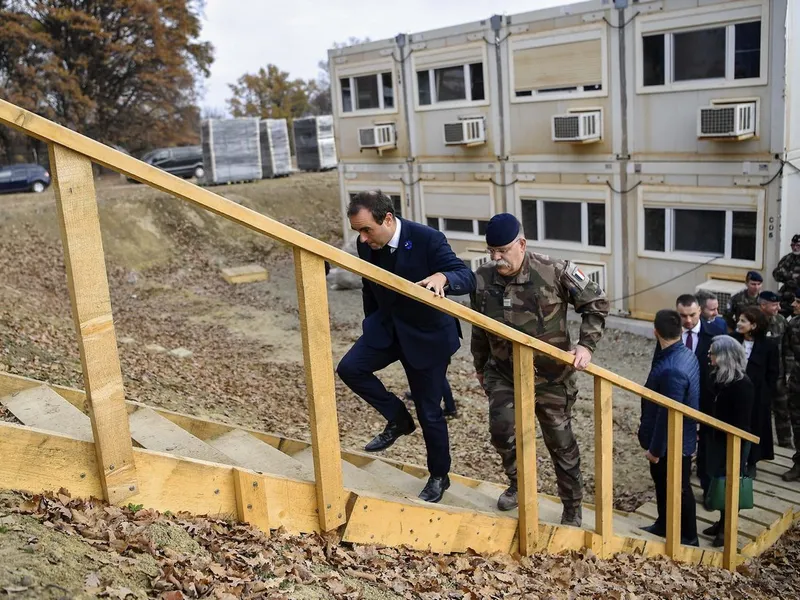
xmin=227 ymin=64 xmax=314 ymax=121
xmin=0 ymin=0 xmax=214 ymax=160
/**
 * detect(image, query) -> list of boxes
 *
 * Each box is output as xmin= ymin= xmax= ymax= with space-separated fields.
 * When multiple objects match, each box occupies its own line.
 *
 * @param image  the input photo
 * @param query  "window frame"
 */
xmin=335 ymin=60 xmax=399 ymax=118
xmin=411 ymin=43 xmax=490 ymax=112
xmin=636 ymin=185 xmax=764 ymax=268
xmin=426 ymin=217 xmax=491 ymax=239
xmin=508 ymin=25 xmax=609 ymax=104
xmin=634 ymin=0 xmax=769 ymax=94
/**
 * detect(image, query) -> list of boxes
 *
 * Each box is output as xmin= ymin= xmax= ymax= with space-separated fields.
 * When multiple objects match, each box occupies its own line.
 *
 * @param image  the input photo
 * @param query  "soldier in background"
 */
xmin=724 ymin=271 xmax=763 ymax=330
xmin=773 ymin=234 xmax=800 ymax=317
xmin=760 ymin=291 xmax=793 ymax=448
xmin=782 ymin=292 xmax=800 ymax=481
xmin=470 ymin=213 xmax=609 ymax=526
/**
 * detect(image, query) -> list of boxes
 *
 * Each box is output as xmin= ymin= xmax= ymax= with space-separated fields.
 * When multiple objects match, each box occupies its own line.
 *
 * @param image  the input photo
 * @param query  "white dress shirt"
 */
xmin=682 ymin=321 xmax=702 ymax=353
xmin=387 ymin=218 xmax=402 ymax=253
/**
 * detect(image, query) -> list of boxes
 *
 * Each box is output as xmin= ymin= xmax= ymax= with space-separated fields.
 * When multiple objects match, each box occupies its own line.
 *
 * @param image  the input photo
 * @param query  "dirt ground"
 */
xmin=3 ymin=172 xmax=793 ymax=598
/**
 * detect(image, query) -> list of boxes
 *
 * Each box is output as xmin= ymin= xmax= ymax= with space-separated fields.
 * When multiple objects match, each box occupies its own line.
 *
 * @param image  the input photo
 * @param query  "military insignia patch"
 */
xmin=565 ymin=262 xmax=590 ymax=291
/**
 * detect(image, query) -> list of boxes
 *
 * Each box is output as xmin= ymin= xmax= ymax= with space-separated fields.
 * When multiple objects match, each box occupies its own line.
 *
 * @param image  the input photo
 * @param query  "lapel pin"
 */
xmin=404 ymin=240 xmax=412 ymax=250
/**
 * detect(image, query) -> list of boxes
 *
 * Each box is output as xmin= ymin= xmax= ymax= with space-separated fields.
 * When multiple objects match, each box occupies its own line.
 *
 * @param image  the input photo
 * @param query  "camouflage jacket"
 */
xmin=785 ymin=315 xmax=800 ymax=375
xmin=470 ymin=251 xmax=609 ymax=383
xmin=767 ymin=313 xmax=789 ymax=373
xmin=773 ymin=253 xmax=800 ymax=292
xmin=724 ymin=290 xmax=759 ymax=328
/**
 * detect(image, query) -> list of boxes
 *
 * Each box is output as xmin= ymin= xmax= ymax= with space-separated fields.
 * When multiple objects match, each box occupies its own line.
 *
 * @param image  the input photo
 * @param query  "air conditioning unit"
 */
xmin=458 ymin=250 xmax=490 ymax=272
xmin=574 ymin=262 xmax=606 ymax=292
xmin=443 ymin=118 xmax=486 ymax=146
xmin=695 ymin=279 xmax=746 ymax=311
xmin=552 ymin=111 xmax=602 ymax=144
xmin=697 ymin=102 xmax=756 ymax=140
xmin=358 ymin=123 xmax=397 ymax=153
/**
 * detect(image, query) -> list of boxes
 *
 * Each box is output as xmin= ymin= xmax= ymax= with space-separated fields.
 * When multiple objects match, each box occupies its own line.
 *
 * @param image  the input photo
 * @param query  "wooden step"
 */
xmin=690 ymin=475 xmax=795 ymax=516
xmin=774 ymin=445 xmax=795 ymax=460
xmin=634 ymin=502 xmax=736 ymax=550
xmin=292 ymin=448 xmax=411 ymax=498
xmin=0 ymin=385 xmax=93 ymax=442
xmin=128 ymin=407 xmax=233 ymax=464
xmin=208 ymin=429 xmax=312 ymax=482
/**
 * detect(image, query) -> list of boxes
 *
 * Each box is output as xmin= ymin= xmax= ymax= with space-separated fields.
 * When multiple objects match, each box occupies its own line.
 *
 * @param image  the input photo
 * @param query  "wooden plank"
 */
xmin=0 ymin=372 xmax=87 ymax=412
xmin=723 ymin=435 xmax=741 ymax=570
xmin=221 ymin=264 xmax=268 ymax=284
xmin=209 ymin=430 xmax=313 ymax=482
xmin=774 ymin=445 xmax=795 ymax=460
xmin=1 ymin=385 xmax=92 ymax=442
xmin=764 ymin=454 xmax=794 ymax=469
xmin=49 ymin=143 xmax=137 ymax=505
xmin=751 ymin=472 xmax=800 ymax=504
xmin=128 ymin=407 xmax=234 ymax=465
xmin=513 ymin=343 xmax=538 ymax=554
xmin=233 ymin=469 xmax=271 ymax=533
xmin=0 ymin=99 xmax=759 ymax=445
xmin=665 ymin=410 xmax=683 ymax=560
xmin=740 ymin=509 xmax=795 ymax=558
xmin=294 ymin=248 xmax=346 ymax=532
xmin=594 ymin=377 xmax=614 ymax=557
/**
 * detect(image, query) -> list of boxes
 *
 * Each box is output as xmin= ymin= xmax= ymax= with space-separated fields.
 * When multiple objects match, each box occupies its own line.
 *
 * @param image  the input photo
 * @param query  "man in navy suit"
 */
xmin=336 ymin=190 xmax=476 ymax=503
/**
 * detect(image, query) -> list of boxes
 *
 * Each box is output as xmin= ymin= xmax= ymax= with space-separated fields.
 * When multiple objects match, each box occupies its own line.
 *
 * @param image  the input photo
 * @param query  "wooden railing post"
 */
xmin=293 ymin=248 xmax=346 ymax=531
xmin=49 ymin=143 xmax=138 ymax=504
xmin=723 ymin=433 xmax=742 ymax=569
xmin=665 ymin=410 xmax=684 ymax=559
xmin=513 ymin=342 xmax=538 ymax=554
xmin=593 ymin=377 xmax=614 ymax=557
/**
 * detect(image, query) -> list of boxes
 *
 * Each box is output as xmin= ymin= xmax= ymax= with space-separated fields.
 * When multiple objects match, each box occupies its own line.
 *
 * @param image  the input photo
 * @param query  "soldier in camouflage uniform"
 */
xmin=773 ymin=234 xmax=800 ymax=318
xmin=470 ymin=213 xmax=609 ymax=526
xmin=760 ymin=291 xmax=793 ymax=448
xmin=724 ymin=271 xmax=763 ymax=330
xmin=781 ymin=291 xmax=800 ymax=481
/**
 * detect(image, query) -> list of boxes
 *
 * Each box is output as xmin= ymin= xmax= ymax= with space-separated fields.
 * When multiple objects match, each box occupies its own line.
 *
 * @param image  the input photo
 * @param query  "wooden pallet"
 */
xmin=5 ymin=373 xmax=796 ymax=567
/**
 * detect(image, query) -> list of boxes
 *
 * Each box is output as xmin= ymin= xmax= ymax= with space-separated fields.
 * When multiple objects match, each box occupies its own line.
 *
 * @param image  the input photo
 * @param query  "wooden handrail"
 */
xmin=0 ymin=99 xmax=758 ymax=446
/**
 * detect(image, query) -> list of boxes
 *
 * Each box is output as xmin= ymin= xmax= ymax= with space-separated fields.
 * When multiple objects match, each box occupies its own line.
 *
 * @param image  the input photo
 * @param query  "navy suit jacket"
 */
xmin=358 ymin=218 xmax=476 ymax=370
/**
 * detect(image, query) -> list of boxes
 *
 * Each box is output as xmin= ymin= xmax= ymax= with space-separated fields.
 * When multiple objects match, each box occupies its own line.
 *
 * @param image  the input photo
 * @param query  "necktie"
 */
xmin=685 ymin=331 xmax=693 ymax=350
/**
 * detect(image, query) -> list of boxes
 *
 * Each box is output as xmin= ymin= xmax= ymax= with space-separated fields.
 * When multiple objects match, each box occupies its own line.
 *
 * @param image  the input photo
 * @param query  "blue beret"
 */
xmin=746 ymin=271 xmax=763 ymax=282
xmin=759 ymin=291 xmax=779 ymax=302
xmin=485 ymin=213 xmax=520 ymax=247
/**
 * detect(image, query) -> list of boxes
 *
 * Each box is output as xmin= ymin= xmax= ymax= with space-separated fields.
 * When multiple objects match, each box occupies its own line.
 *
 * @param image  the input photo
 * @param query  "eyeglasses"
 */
xmin=485 ymin=238 xmax=521 ymax=258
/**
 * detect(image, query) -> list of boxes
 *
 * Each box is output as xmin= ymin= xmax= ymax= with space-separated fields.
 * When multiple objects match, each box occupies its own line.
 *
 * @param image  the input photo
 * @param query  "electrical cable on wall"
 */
xmin=490 ymin=177 xmax=518 ymax=187
xmin=603 ymin=12 xmax=640 ymax=29
xmin=606 ymin=180 xmax=642 ymax=194
xmin=606 ymin=255 xmax=720 ymax=304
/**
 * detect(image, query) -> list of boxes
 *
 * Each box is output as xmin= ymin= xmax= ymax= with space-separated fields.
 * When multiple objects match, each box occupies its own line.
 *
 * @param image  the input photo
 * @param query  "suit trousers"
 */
xmin=650 ymin=455 xmax=698 ymax=540
xmin=337 ymin=335 xmax=451 ymax=476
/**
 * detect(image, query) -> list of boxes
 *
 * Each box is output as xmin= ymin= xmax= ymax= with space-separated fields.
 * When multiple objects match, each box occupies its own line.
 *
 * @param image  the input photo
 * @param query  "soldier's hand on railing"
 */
xmin=645 ymin=450 xmax=660 ymax=464
xmin=569 ymin=345 xmax=593 ymax=370
xmin=416 ymin=272 xmax=448 ymax=298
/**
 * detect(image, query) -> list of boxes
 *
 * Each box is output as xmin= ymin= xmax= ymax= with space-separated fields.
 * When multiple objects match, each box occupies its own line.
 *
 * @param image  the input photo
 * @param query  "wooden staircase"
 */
xmin=3 ymin=374 xmax=798 ymax=568
xmin=0 ymin=97 xmax=787 ymax=570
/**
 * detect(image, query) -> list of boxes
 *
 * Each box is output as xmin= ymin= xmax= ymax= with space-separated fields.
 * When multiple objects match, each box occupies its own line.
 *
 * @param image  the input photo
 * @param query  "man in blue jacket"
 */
xmin=336 ymin=190 xmax=476 ymax=503
xmin=639 ymin=309 xmax=700 ymax=546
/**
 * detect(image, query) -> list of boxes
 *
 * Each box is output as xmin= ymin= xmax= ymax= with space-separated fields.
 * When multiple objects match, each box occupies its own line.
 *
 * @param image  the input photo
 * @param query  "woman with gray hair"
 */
xmin=702 ymin=335 xmax=755 ymax=547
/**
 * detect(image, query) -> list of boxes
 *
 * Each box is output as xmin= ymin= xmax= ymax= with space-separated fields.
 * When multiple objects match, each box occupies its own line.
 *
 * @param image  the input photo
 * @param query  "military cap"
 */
xmin=792 ymin=234 xmax=800 ymax=244
xmin=746 ymin=270 xmax=763 ymax=282
xmin=485 ymin=213 xmax=520 ymax=247
xmin=759 ymin=291 xmax=780 ymax=302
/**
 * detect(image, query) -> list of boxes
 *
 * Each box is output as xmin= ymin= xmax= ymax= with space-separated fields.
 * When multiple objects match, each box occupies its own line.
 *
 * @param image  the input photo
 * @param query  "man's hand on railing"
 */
xmin=645 ymin=450 xmax=660 ymax=464
xmin=416 ymin=272 xmax=448 ymax=298
xmin=569 ymin=345 xmax=593 ymax=370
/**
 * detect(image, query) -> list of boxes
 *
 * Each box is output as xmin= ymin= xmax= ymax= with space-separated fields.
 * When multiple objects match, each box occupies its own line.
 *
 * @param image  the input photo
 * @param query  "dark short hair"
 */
xmin=695 ymin=290 xmax=718 ymax=308
xmin=654 ymin=309 xmax=682 ymax=340
xmin=740 ymin=306 xmax=768 ymax=338
xmin=675 ymin=294 xmax=699 ymax=308
xmin=347 ymin=190 xmax=395 ymax=225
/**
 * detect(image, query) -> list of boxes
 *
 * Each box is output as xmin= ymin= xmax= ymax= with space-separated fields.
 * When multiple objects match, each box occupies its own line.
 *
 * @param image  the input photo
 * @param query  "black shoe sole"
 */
xmin=364 ymin=425 xmax=416 ymax=453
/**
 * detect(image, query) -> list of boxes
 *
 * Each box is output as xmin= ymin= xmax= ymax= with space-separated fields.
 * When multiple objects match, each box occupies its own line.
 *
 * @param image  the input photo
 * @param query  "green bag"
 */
xmin=708 ymin=475 xmax=754 ymax=511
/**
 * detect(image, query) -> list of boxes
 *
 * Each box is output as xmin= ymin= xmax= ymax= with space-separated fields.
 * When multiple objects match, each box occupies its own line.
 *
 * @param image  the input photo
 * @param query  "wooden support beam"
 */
xmin=594 ymin=377 xmax=614 ymax=557
xmin=233 ymin=469 xmax=271 ymax=533
xmin=293 ymin=248 xmax=346 ymax=531
xmin=723 ymin=434 xmax=742 ymax=570
xmin=49 ymin=143 xmax=137 ymax=504
xmin=665 ymin=410 xmax=683 ymax=560
xmin=513 ymin=342 xmax=538 ymax=554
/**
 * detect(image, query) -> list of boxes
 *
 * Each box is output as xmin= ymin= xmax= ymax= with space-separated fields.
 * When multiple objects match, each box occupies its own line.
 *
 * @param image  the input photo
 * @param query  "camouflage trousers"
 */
xmin=786 ymin=370 xmax=800 ymax=463
xmin=773 ymin=373 xmax=793 ymax=446
xmin=484 ymin=365 xmax=583 ymax=510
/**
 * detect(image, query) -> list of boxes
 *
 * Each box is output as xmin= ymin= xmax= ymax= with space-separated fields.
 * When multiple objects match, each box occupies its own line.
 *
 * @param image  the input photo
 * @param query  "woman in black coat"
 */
xmin=733 ymin=307 xmax=779 ymax=475
xmin=703 ymin=335 xmax=755 ymax=547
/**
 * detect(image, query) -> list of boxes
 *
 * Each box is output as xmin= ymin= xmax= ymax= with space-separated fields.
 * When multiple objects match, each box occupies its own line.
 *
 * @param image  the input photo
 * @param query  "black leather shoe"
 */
xmin=418 ymin=475 xmax=450 ymax=503
xmin=443 ymin=408 xmax=458 ymax=419
xmin=682 ymin=536 xmax=700 ymax=547
xmin=364 ymin=418 xmax=415 ymax=452
xmin=640 ymin=523 xmax=666 ymax=537
xmin=703 ymin=521 xmax=721 ymax=537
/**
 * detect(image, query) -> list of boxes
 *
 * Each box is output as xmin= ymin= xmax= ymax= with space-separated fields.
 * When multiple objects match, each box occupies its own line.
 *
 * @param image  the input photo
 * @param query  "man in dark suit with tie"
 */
xmin=654 ymin=294 xmax=718 ymax=506
xmin=336 ymin=190 xmax=476 ymax=503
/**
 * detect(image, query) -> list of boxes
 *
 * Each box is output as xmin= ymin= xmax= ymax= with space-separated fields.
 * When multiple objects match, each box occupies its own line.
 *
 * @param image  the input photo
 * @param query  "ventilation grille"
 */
xmin=698 ymin=103 xmax=756 ymax=138
xmin=551 ymin=111 xmax=601 ymax=143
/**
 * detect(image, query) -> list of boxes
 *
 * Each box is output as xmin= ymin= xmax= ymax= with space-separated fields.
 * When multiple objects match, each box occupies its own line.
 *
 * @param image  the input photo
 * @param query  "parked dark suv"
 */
xmin=0 ymin=163 xmax=51 ymax=194
xmin=129 ymin=146 xmax=204 ymax=182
